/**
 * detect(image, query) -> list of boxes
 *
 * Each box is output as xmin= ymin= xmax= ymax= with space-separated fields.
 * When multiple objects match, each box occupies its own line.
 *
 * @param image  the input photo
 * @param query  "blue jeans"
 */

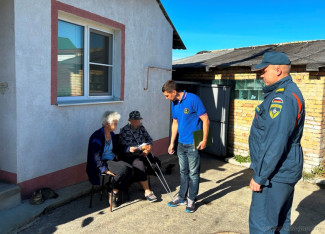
xmin=177 ymin=143 xmax=200 ymax=201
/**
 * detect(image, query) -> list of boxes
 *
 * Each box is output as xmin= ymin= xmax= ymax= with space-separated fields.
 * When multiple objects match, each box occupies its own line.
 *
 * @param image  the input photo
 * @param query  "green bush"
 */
xmin=302 ymin=171 xmax=314 ymax=181
xmin=302 ymin=165 xmax=325 ymax=181
xmin=311 ymin=166 xmax=325 ymax=177
xmin=233 ymin=155 xmax=251 ymax=163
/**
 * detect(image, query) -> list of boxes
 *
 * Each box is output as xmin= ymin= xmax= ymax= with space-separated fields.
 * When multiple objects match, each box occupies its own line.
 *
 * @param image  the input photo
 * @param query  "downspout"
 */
xmin=144 ymin=66 xmax=173 ymax=90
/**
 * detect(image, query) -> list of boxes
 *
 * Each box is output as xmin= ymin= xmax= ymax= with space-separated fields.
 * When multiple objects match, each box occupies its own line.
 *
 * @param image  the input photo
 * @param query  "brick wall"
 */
xmin=173 ymin=66 xmax=325 ymax=172
xmin=294 ymin=70 xmax=325 ymax=171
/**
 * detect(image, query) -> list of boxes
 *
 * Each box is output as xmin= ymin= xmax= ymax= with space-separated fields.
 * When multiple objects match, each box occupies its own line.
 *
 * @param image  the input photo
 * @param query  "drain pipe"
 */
xmin=144 ymin=66 xmax=173 ymax=90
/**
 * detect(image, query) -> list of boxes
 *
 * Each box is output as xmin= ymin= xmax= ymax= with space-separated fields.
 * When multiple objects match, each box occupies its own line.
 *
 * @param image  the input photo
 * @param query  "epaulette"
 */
xmin=275 ymin=88 xmax=284 ymax=93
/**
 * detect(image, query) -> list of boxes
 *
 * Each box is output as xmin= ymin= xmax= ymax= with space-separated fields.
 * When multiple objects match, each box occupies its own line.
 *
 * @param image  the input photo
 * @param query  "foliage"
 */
xmin=302 ymin=165 xmax=325 ymax=181
xmin=233 ymin=155 xmax=251 ymax=163
xmin=302 ymin=171 xmax=314 ymax=181
xmin=311 ymin=165 xmax=325 ymax=177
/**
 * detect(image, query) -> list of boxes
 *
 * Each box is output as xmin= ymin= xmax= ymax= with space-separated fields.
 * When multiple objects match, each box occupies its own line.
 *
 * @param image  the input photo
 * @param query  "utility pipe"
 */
xmin=144 ymin=66 xmax=173 ymax=90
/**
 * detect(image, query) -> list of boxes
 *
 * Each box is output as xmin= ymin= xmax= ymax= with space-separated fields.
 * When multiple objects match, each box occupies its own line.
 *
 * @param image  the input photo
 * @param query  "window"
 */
xmin=232 ymin=79 xmax=264 ymax=100
xmin=89 ymin=29 xmax=113 ymax=96
xmin=213 ymin=79 xmax=264 ymax=100
xmin=57 ymin=20 xmax=84 ymax=97
xmin=56 ymin=14 xmax=122 ymax=105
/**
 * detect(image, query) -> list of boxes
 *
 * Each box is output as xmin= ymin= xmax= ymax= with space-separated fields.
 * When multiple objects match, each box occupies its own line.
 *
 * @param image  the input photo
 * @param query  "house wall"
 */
xmin=0 ymin=0 xmax=17 ymax=183
xmin=6 ymin=0 xmax=173 ymax=197
xmin=173 ymin=66 xmax=325 ymax=172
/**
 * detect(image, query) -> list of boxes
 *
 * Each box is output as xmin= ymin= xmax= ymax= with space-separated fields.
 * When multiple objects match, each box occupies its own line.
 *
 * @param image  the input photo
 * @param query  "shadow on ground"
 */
xmin=196 ymin=153 xmax=252 ymax=209
xmin=291 ymin=185 xmax=325 ymax=233
xmin=18 ymin=153 xmax=255 ymax=233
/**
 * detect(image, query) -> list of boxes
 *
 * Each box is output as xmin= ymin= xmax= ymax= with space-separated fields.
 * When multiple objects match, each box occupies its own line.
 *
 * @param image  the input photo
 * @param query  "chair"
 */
xmin=89 ymin=173 xmax=115 ymax=212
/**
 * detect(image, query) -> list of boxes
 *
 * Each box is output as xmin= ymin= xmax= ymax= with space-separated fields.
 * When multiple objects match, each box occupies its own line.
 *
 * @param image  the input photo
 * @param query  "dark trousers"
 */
xmin=106 ymin=160 xmax=133 ymax=191
xmin=249 ymin=181 xmax=296 ymax=234
xmin=123 ymin=153 xmax=161 ymax=182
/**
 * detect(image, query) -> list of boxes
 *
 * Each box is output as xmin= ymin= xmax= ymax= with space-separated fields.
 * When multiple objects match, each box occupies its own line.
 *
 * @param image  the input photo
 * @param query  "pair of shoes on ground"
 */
xmin=167 ymin=196 xmax=195 ymax=213
xmin=145 ymin=192 xmax=157 ymax=202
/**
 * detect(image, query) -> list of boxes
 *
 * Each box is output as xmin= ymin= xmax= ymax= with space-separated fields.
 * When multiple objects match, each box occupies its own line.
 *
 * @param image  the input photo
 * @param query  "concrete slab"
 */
xmin=0 ymin=182 xmax=21 ymax=212
xmin=1 ymin=153 xmax=325 ymax=234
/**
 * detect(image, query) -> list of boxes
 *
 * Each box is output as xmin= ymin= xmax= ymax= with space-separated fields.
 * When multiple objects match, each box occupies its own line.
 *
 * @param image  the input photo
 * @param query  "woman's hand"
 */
xmin=104 ymin=170 xmax=115 ymax=176
xmin=130 ymin=146 xmax=139 ymax=153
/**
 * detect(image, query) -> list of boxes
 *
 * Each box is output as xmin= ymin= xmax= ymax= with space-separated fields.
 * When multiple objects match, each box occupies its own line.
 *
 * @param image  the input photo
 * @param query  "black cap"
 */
xmin=129 ymin=111 xmax=143 ymax=120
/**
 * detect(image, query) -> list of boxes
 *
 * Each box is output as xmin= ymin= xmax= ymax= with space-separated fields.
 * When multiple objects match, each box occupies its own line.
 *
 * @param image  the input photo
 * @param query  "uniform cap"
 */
xmin=253 ymin=52 xmax=291 ymax=71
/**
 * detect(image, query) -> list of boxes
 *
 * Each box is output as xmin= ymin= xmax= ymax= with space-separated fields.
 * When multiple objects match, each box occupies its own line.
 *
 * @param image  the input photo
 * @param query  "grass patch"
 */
xmin=302 ymin=165 xmax=325 ymax=180
xmin=302 ymin=171 xmax=315 ymax=181
xmin=311 ymin=166 xmax=325 ymax=177
xmin=233 ymin=155 xmax=251 ymax=163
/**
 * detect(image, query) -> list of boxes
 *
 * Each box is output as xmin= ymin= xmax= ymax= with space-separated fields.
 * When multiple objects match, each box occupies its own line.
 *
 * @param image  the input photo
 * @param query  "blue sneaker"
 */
xmin=167 ymin=197 xmax=187 ymax=207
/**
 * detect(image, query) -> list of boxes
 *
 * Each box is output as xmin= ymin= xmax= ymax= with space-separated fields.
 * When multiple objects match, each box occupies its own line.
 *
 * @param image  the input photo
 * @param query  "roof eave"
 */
xmin=156 ymin=0 xmax=186 ymax=50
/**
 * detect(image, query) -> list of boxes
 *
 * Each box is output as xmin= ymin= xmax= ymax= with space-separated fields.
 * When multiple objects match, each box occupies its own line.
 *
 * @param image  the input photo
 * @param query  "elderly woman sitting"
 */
xmin=119 ymin=110 xmax=161 ymax=202
xmin=86 ymin=111 xmax=133 ymax=208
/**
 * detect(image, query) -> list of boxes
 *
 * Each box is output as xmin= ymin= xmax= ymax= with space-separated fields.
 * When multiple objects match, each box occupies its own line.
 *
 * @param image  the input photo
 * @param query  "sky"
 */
xmin=160 ymin=0 xmax=325 ymax=61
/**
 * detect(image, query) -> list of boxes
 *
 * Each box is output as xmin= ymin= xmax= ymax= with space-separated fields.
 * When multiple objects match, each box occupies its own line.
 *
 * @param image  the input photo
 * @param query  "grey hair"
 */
xmin=102 ymin=111 xmax=121 ymax=126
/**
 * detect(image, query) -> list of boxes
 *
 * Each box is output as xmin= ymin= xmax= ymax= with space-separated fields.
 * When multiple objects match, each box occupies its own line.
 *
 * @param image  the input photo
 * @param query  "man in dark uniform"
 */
xmin=249 ymin=52 xmax=305 ymax=233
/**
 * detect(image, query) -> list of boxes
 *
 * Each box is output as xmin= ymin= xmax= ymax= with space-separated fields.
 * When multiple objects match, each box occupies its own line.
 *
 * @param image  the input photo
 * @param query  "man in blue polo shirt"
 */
xmin=162 ymin=80 xmax=210 ymax=213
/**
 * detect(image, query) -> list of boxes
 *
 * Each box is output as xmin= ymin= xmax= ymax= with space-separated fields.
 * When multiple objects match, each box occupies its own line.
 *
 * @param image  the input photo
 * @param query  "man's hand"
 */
xmin=249 ymin=178 xmax=262 ymax=192
xmin=168 ymin=143 xmax=175 ymax=155
xmin=130 ymin=146 xmax=139 ymax=153
xmin=197 ymin=140 xmax=207 ymax=150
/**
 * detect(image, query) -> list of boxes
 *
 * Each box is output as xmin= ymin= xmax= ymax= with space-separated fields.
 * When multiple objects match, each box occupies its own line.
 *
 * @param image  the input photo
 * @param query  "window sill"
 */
xmin=56 ymin=98 xmax=123 ymax=107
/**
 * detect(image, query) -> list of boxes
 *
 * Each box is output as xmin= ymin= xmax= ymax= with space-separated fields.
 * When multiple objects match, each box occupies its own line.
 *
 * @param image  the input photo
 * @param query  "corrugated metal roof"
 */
xmin=173 ymin=40 xmax=325 ymax=71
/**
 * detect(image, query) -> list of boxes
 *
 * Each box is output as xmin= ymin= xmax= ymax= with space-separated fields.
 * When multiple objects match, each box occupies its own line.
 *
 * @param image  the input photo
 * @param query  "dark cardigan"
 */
xmin=86 ymin=128 xmax=124 ymax=185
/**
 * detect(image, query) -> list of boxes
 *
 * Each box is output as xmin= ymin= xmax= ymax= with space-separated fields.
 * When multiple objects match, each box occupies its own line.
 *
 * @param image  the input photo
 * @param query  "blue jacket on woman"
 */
xmin=86 ymin=128 xmax=125 ymax=185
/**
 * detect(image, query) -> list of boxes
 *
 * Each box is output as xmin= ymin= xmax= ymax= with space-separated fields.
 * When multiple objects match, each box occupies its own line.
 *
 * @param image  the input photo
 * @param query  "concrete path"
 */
xmin=5 ymin=154 xmax=325 ymax=233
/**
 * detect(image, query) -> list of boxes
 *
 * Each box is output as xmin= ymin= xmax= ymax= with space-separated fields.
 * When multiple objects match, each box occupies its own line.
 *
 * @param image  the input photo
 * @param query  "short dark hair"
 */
xmin=162 ymin=80 xmax=177 ymax=93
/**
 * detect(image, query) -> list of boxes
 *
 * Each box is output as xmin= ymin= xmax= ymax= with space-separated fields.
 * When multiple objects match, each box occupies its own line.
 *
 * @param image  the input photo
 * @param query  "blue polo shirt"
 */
xmin=172 ymin=91 xmax=207 ymax=144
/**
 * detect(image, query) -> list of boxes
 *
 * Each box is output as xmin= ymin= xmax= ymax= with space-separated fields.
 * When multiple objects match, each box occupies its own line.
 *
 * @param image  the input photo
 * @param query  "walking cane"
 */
xmin=145 ymin=155 xmax=175 ymax=201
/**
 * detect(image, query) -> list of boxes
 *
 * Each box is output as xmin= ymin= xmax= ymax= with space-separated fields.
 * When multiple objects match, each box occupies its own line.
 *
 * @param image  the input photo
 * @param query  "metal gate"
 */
xmin=198 ymin=85 xmax=231 ymax=157
xmin=175 ymin=82 xmax=231 ymax=157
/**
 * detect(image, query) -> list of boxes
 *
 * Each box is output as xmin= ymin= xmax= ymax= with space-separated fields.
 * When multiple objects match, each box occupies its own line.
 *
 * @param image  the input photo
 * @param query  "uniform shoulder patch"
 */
xmin=276 ymin=88 xmax=284 ymax=93
xmin=255 ymin=106 xmax=260 ymax=112
xmin=269 ymin=97 xmax=283 ymax=119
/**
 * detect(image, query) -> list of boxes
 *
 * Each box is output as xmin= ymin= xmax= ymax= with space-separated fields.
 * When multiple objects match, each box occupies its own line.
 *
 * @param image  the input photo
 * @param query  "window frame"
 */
xmin=51 ymin=1 xmax=125 ymax=106
xmin=88 ymin=28 xmax=114 ymax=97
xmin=57 ymin=16 xmax=115 ymax=103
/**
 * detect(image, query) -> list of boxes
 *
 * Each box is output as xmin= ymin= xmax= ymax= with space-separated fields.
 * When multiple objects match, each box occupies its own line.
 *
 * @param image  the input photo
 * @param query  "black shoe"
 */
xmin=109 ymin=192 xmax=119 ymax=208
xmin=122 ymin=190 xmax=130 ymax=202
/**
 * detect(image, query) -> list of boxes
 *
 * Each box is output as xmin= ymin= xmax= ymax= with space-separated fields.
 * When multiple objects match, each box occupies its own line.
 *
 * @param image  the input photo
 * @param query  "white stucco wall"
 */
xmin=0 ymin=0 xmax=17 ymax=174
xmin=13 ymin=0 xmax=173 ymax=183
